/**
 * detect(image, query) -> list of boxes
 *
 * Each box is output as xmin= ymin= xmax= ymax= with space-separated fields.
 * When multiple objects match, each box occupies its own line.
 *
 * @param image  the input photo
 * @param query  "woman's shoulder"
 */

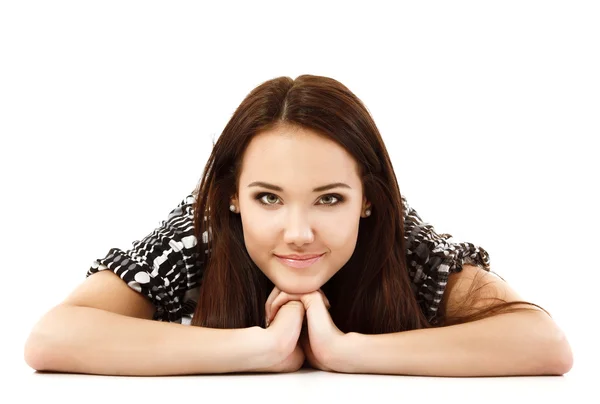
xmin=401 ymin=194 xmax=491 ymax=325
xmin=87 ymin=191 xmax=206 ymax=323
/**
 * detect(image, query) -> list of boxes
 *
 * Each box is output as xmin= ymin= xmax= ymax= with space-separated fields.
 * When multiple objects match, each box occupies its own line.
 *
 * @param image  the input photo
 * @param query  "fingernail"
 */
xmin=266 ymin=318 xmax=270 ymax=327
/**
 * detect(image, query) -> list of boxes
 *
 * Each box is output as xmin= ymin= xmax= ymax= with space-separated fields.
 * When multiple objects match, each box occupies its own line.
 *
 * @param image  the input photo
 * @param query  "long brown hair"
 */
xmin=190 ymin=74 xmax=549 ymax=333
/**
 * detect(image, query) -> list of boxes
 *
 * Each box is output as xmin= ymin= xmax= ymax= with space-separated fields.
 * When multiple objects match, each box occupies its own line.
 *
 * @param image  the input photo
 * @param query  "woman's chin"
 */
xmin=275 ymin=280 xmax=322 ymax=295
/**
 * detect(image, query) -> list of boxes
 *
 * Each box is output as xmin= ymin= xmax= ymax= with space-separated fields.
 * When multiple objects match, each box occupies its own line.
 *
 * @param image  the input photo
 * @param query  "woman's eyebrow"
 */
xmin=247 ymin=181 xmax=352 ymax=192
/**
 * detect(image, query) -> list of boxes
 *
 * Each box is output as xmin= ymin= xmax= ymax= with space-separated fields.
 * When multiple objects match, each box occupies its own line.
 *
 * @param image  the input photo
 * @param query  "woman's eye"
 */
xmin=319 ymin=195 xmax=338 ymax=205
xmin=255 ymin=193 xmax=343 ymax=207
xmin=259 ymin=193 xmax=280 ymax=205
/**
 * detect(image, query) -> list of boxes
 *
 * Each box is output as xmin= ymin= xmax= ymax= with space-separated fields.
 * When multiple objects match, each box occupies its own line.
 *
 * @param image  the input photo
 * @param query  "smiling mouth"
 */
xmin=274 ymin=253 xmax=325 ymax=269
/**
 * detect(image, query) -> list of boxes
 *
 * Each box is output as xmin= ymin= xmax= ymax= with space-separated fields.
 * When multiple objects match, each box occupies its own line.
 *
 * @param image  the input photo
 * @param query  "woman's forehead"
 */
xmin=239 ymin=130 xmax=360 ymax=188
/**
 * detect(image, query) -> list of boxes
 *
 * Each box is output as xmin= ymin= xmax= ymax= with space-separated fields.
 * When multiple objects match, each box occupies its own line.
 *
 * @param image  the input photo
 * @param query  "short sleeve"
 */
xmin=86 ymin=192 xmax=205 ymax=323
xmin=401 ymin=194 xmax=491 ymax=325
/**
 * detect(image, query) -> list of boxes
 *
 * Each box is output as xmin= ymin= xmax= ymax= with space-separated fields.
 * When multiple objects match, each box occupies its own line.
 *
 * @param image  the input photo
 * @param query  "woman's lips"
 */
xmin=274 ymin=253 xmax=325 ymax=269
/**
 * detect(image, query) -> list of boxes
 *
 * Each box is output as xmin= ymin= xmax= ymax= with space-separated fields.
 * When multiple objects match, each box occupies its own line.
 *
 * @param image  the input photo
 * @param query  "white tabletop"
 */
xmin=9 ymin=361 xmax=587 ymax=404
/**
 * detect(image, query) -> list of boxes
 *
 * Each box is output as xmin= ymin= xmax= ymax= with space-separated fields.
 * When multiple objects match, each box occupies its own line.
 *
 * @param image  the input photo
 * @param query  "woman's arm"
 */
xmin=339 ymin=310 xmax=571 ymax=376
xmin=24 ymin=304 xmax=274 ymax=376
xmin=333 ymin=265 xmax=572 ymax=376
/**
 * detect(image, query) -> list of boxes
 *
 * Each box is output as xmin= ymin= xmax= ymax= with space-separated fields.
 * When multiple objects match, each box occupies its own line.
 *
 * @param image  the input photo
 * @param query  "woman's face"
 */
xmin=231 ymin=125 xmax=371 ymax=294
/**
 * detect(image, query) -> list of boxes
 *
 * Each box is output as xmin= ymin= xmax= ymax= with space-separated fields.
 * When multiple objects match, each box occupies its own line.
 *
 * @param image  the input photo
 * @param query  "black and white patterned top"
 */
xmin=86 ymin=192 xmax=491 ymax=326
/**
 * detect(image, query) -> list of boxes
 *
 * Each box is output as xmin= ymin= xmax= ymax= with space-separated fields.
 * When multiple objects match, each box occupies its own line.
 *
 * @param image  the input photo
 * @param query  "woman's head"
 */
xmin=192 ymin=74 xmax=429 ymax=333
xmin=230 ymin=123 xmax=371 ymax=295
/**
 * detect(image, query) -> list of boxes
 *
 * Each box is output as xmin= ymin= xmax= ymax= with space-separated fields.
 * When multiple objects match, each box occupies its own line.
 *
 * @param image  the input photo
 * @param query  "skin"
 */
xmin=229 ymin=124 xmax=372 ymax=295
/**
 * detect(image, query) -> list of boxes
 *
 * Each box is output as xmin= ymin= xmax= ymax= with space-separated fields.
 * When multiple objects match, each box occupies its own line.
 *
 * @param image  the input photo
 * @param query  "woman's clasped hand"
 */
xmin=258 ymin=286 xmax=348 ymax=373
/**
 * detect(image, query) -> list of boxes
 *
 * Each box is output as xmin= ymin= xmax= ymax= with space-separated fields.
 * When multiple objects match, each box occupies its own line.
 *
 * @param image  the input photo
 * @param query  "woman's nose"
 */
xmin=282 ymin=210 xmax=315 ymax=246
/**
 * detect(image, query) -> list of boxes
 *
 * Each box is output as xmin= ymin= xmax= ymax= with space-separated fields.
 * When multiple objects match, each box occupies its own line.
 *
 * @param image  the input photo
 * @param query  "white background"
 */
xmin=2 ymin=0 xmax=597 ymax=400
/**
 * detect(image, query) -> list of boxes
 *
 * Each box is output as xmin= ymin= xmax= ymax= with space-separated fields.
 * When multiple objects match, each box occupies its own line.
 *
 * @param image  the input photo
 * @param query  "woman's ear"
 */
xmin=362 ymin=197 xmax=372 ymax=217
xmin=229 ymin=195 xmax=239 ymax=213
xmin=362 ymin=196 xmax=371 ymax=211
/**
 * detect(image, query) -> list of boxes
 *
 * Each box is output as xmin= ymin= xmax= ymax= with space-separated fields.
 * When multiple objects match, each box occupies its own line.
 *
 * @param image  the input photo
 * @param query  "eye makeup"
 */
xmin=253 ymin=192 xmax=345 ymax=208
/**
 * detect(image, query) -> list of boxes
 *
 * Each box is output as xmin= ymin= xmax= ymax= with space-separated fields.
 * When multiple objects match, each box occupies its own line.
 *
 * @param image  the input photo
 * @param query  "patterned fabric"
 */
xmin=87 ymin=192 xmax=491 ymax=325
xmin=401 ymin=196 xmax=491 ymax=324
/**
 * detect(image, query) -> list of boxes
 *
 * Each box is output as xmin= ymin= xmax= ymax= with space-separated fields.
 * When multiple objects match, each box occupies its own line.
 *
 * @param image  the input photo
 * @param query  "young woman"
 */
xmin=24 ymin=75 xmax=573 ymax=377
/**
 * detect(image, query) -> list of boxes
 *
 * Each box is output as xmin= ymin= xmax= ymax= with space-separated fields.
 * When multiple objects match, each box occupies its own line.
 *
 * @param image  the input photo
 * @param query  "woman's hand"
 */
xmin=255 ymin=327 xmax=305 ymax=373
xmin=254 ymin=297 xmax=306 ymax=373
xmin=265 ymin=286 xmax=330 ymax=327
xmin=299 ymin=322 xmax=332 ymax=371
xmin=265 ymin=286 xmax=345 ymax=372
xmin=296 ymin=290 xmax=346 ymax=371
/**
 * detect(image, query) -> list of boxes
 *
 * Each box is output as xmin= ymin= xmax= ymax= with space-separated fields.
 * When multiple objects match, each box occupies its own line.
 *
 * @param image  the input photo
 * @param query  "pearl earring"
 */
xmin=365 ymin=209 xmax=371 ymax=217
xmin=230 ymin=204 xmax=236 ymax=213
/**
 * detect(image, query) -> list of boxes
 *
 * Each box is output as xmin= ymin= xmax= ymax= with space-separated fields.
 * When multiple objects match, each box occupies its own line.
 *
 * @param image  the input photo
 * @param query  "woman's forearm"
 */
xmin=24 ymin=304 xmax=274 ymax=376
xmin=337 ymin=311 xmax=571 ymax=376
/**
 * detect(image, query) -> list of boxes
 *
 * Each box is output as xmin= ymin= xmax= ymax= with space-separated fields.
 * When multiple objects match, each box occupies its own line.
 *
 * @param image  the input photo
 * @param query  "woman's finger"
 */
xmin=265 ymin=286 xmax=280 ymax=324
xmin=317 ymin=288 xmax=331 ymax=309
xmin=270 ymin=292 xmax=293 ymax=322
xmin=266 ymin=286 xmax=329 ymax=327
xmin=270 ymin=291 xmax=306 ymax=323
